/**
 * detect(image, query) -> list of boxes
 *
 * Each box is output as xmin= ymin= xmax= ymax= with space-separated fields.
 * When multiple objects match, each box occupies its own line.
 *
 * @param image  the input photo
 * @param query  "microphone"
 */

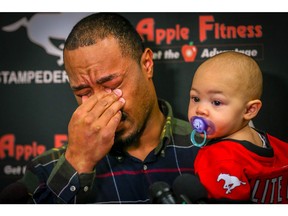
xmin=172 ymin=173 xmax=208 ymax=204
xmin=149 ymin=181 xmax=176 ymax=204
xmin=0 ymin=182 xmax=30 ymax=204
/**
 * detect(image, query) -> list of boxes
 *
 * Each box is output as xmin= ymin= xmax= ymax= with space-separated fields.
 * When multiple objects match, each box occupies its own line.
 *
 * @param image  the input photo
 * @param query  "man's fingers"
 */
xmin=89 ymin=89 xmax=124 ymax=119
xmin=77 ymin=88 xmax=122 ymax=115
xmin=77 ymin=89 xmax=110 ymax=113
xmin=105 ymin=110 xmax=123 ymax=138
xmin=102 ymin=97 xmax=125 ymax=121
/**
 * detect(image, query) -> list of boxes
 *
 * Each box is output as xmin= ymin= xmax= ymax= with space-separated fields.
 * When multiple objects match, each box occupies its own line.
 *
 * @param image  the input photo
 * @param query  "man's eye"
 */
xmin=212 ymin=100 xmax=222 ymax=106
xmin=76 ymin=91 xmax=91 ymax=98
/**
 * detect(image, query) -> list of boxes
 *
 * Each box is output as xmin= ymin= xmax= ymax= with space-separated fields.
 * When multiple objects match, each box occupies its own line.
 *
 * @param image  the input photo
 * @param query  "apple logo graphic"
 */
xmin=181 ymin=42 xmax=197 ymax=62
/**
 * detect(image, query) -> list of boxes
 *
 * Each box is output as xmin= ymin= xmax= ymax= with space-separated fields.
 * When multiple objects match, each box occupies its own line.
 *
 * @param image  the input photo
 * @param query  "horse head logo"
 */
xmin=2 ymin=13 xmax=92 ymax=66
xmin=217 ymin=173 xmax=246 ymax=194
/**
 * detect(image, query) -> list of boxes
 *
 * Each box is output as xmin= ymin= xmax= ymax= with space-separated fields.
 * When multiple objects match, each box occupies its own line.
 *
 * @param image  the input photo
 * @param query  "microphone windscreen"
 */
xmin=149 ymin=181 xmax=175 ymax=204
xmin=172 ymin=173 xmax=207 ymax=203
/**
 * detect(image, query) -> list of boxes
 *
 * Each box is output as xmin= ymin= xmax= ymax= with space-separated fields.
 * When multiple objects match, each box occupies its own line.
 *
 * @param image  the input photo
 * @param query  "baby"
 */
xmin=188 ymin=51 xmax=288 ymax=203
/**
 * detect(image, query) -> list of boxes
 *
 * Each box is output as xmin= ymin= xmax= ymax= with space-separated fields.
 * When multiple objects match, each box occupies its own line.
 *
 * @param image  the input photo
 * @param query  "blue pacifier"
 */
xmin=190 ymin=116 xmax=215 ymax=147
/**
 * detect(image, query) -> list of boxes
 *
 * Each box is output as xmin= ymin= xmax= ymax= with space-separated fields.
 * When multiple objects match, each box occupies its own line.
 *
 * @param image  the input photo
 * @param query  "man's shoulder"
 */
xmin=29 ymin=145 xmax=67 ymax=166
xmin=158 ymin=99 xmax=192 ymax=136
xmin=172 ymin=117 xmax=192 ymax=136
xmin=168 ymin=117 xmax=196 ymax=149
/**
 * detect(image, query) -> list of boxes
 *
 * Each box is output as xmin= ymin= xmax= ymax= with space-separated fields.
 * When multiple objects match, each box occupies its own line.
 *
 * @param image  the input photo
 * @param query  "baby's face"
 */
xmin=188 ymin=62 xmax=247 ymax=139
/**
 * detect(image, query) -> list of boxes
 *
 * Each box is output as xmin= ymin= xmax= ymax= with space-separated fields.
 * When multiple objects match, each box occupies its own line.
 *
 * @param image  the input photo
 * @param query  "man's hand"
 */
xmin=65 ymin=89 xmax=125 ymax=173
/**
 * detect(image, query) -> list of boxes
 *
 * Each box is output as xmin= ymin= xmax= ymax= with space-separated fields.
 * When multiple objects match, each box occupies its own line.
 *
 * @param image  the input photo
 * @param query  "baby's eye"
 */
xmin=192 ymin=97 xmax=200 ymax=103
xmin=212 ymin=100 xmax=222 ymax=106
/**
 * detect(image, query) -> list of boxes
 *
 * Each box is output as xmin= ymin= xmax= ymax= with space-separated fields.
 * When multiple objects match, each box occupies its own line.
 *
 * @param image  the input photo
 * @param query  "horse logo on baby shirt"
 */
xmin=217 ymin=173 xmax=246 ymax=194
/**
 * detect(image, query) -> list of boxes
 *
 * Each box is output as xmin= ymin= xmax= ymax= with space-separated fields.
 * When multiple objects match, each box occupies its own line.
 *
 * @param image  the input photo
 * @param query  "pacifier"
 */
xmin=190 ymin=116 xmax=215 ymax=147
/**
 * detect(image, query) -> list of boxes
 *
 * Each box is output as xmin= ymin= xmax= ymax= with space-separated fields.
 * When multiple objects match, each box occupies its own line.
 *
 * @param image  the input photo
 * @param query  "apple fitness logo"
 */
xmin=0 ymin=134 xmax=67 ymax=176
xmin=136 ymin=18 xmax=197 ymax=63
xmin=136 ymin=15 xmax=263 ymax=63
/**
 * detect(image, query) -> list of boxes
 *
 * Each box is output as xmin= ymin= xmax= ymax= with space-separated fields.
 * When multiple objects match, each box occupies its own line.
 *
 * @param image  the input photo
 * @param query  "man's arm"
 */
xmin=0 ymin=147 xmax=96 ymax=204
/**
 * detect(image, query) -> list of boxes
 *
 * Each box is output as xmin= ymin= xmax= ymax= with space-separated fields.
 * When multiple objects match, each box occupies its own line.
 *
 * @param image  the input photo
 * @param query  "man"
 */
xmin=0 ymin=13 xmax=199 ymax=204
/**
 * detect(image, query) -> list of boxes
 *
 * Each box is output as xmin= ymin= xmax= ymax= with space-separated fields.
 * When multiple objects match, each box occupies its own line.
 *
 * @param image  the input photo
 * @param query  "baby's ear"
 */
xmin=244 ymin=99 xmax=262 ymax=120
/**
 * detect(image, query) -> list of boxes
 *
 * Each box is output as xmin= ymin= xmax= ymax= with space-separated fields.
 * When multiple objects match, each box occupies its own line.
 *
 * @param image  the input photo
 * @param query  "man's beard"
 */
xmin=112 ymin=111 xmax=140 ymax=151
xmin=112 ymin=129 xmax=142 ymax=153
xmin=111 ymin=104 xmax=150 ymax=153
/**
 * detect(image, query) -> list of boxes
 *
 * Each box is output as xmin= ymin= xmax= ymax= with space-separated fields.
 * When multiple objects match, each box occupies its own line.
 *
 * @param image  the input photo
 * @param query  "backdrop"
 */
xmin=1 ymin=12 xmax=287 ymax=192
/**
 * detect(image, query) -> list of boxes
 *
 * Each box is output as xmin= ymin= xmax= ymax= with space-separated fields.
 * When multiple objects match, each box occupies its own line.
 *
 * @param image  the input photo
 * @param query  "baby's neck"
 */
xmin=226 ymin=125 xmax=263 ymax=147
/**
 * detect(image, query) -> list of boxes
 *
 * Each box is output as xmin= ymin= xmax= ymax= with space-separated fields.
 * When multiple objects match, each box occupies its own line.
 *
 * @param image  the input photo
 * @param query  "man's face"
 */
xmin=64 ymin=37 xmax=154 ymax=147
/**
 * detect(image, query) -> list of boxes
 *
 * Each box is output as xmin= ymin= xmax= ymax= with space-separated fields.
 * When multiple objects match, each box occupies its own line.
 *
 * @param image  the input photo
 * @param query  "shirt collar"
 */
xmin=154 ymin=99 xmax=174 ymax=155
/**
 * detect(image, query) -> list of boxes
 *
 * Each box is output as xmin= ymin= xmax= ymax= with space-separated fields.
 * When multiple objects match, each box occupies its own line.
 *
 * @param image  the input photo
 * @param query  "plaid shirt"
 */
xmin=19 ymin=100 xmax=199 ymax=204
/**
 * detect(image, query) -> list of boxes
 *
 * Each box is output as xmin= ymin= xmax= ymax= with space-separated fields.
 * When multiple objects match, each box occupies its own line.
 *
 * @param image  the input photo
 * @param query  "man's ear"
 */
xmin=244 ymin=99 xmax=262 ymax=120
xmin=141 ymin=48 xmax=154 ymax=78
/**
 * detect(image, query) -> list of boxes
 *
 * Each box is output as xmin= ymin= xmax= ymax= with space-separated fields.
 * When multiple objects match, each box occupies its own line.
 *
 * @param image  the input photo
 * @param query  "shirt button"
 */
xmin=116 ymin=156 xmax=123 ymax=162
xmin=143 ymin=164 xmax=148 ymax=170
xmin=83 ymin=186 xmax=89 ymax=192
xmin=70 ymin=185 xmax=76 ymax=192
